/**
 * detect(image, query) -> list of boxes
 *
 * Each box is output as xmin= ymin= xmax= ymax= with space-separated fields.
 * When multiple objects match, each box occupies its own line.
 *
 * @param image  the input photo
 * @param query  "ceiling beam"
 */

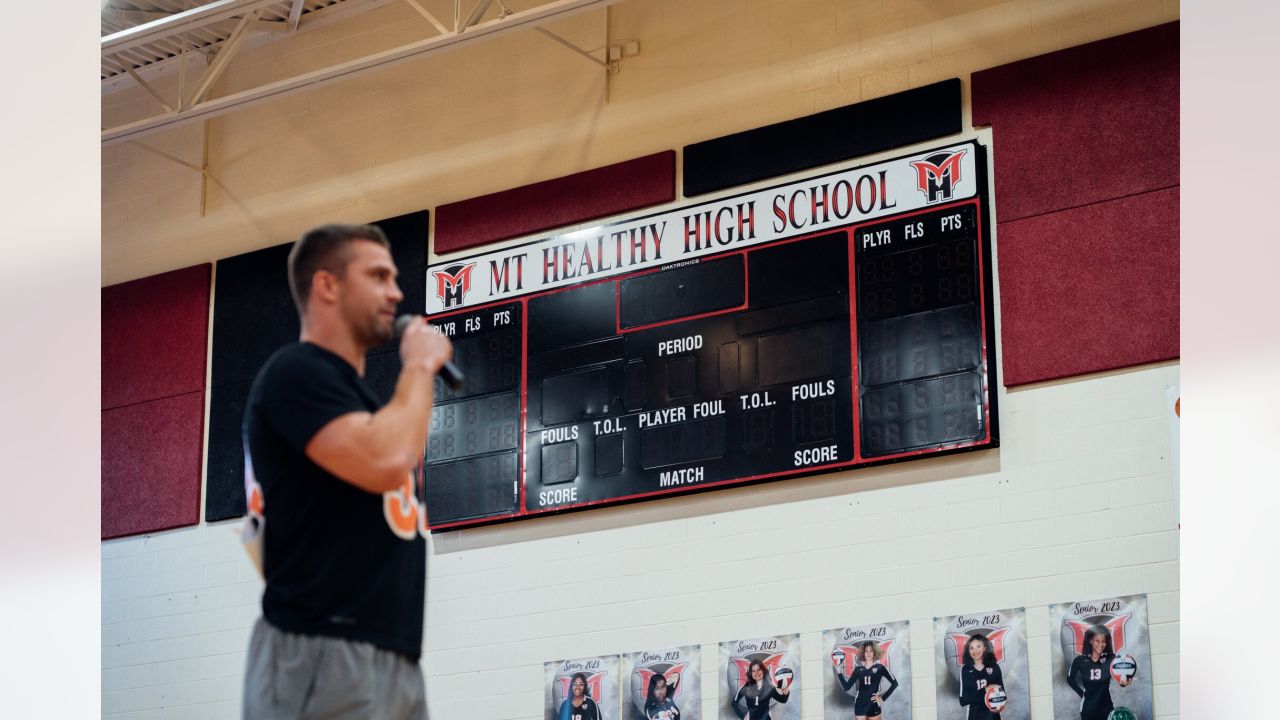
xmin=102 ymin=0 xmax=284 ymax=57
xmin=101 ymin=0 xmax=399 ymax=92
xmin=534 ymin=27 xmax=607 ymax=68
xmin=252 ymin=19 xmax=292 ymax=33
xmin=461 ymin=0 xmax=495 ymax=30
xmin=102 ymin=8 xmax=175 ymax=26
xmin=119 ymin=58 xmax=176 ymax=113
xmin=287 ymin=0 xmax=306 ymax=31
xmin=184 ymin=10 xmax=261 ymax=108
xmin=402 ymin=0 xmax=450 ymax=35
xmin=103 ymin=0 xmax=623 ymax=146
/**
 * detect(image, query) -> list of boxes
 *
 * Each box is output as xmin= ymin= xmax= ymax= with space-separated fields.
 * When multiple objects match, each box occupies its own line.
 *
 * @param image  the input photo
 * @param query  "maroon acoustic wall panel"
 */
xmin=102 ymin=392 xmax=206 ymax=540
xmin=434 ymin=151 xmax=675 ymax=254
xmin=102 ymin=263 xmax=211 ymax=538
xmin=972 ymin=23 xmax=1179 ymax=386
xmin=102 ymin=264 xmax=212 ymax=409
xmin=997 ymin=189 xmax=1179 ymax=386
xmin=972 ymin=22 xmax=1178 ymax=222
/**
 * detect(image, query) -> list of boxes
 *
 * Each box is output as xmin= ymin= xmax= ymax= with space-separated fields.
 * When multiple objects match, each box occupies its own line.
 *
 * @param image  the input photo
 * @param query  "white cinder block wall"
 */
xmin=102 ymin=364 xmax=1180 ymax=719
xmin=101 ymin=1 xmax=1180 ymax=718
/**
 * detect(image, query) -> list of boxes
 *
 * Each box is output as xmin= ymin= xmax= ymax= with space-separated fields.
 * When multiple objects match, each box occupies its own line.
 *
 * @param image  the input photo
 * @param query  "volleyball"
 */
xmin=984 ymin=684 xmax=1007 ymax=712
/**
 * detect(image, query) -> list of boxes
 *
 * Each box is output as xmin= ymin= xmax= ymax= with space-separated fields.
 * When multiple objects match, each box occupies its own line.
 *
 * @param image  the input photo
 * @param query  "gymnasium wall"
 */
xmin=101 ymin=1 xmax=1180 ymax=718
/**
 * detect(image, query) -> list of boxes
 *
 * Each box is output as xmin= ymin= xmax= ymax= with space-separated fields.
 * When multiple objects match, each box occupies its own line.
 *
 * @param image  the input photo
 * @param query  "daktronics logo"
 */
xmin=432 ymin=262 xmax=476 ymax=308
xmin=911 ymin=149 xmax=966 ymax=203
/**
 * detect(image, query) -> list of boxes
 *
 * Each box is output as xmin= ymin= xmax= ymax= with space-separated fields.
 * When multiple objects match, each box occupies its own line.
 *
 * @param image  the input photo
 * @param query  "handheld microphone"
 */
xmin=394 ymin=314 xmax=464 ymax=390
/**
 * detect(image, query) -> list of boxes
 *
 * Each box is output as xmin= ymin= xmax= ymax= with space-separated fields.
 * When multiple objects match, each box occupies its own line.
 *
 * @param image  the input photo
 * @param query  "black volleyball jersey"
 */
xmin=959 ymin=663 xmax=1004 ymax=720
xmin=564 ymin=697 xmax=600 ymax=720
xmin=732 ymin=682 xmax=788 ymax=720
xmin=645 ymin=697 xmax=680 ymax=720
xmin=857 ymin=663 xmax=898 ymax=703
xmin=838 ymin=663 xmax=899 ymax=703
xmin=1067 ymin=654 xmax=1114 ymax=703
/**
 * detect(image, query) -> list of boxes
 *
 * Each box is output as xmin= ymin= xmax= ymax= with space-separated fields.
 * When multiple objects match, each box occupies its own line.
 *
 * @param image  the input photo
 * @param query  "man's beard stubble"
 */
xmin=349 ymin=306 xmax=395 ymax=348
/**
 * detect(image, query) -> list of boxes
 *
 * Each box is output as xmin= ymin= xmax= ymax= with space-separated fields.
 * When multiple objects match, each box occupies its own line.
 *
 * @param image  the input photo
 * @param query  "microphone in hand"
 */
xmin=394 ymin=314 xmax=464 ymax=390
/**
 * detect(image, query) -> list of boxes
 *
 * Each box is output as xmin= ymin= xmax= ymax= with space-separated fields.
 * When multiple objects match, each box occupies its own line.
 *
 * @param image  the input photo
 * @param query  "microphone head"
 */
xmin=393 ymin=314 xmax=417 ymax=339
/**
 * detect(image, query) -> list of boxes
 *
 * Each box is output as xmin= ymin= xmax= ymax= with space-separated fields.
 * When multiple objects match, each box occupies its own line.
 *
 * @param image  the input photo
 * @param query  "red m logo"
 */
xmin=1065 ymin=614 xmax=1131 ymax=655
xmin=432 ymin=263 xmax=476 ymax=308
xmin=634 ymin=663 xmax=687 ymax=700
xmin=911 ymin=150 xmax=966 ymax=203
xmin=731 ymin=652 xmax=788 ymax=688
xmin=949 ymin=627 xmax=1010 ymax=666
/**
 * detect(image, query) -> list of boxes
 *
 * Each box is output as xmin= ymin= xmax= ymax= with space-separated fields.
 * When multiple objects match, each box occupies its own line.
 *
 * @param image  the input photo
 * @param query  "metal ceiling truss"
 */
xmin=102 ymin=0 xmax=627 ymax=146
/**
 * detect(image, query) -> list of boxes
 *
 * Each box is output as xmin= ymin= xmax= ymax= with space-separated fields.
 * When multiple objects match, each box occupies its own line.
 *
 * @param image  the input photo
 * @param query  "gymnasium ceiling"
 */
xmin=101 ymin=0 xmax=623 ymax=145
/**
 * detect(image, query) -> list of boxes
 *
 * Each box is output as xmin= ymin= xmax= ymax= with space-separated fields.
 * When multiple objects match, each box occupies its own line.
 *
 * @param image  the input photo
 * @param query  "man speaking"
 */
xmin=240 ymin=223 xmax=453 ymax=719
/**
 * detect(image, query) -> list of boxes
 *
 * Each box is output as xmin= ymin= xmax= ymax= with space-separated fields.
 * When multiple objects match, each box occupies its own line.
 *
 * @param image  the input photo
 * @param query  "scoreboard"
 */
xmin=422 ymin=140 xmax=997 ymax=530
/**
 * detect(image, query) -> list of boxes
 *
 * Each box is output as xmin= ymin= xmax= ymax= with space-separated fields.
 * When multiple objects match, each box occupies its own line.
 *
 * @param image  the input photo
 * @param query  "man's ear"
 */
xmin=312 ymin=269 xmax=340 ymax=304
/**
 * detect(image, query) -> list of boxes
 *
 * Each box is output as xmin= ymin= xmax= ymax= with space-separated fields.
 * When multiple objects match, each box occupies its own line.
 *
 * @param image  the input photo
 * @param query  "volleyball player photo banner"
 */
xmin=1049 ymin=595 xmax=1153 ymax=720
xmin=718 ymin=634 xmax=801 ymax=720
xmin=933 ymin=608 xmax=1029 ymax=720
xmin=622 ymin=645 xmax=701 ymax=720
xmin=546 ymin=654 xmax=621 ymax=720
xmin=823 ymin=621 xmax=912 ymax=720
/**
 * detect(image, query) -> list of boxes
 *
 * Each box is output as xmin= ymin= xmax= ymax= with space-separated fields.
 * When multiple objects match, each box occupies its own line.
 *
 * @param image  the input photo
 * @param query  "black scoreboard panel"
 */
xmin=854 ymin=202 xmax=989 ymax=457
xmin=423 ymin=151 xmax=996 ymax=530
xmin=421 ymin=303 xmax=523 ymax=524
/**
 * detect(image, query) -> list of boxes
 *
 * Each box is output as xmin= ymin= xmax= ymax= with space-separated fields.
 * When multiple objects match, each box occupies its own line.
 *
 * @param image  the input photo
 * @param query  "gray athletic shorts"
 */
xmin=242 ymin=617 xmax=427 ymax=720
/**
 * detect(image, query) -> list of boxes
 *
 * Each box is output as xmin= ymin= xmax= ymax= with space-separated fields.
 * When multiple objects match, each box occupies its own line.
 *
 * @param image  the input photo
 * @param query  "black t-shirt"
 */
xmin=244 ymin=342 xmax=425 ymax=659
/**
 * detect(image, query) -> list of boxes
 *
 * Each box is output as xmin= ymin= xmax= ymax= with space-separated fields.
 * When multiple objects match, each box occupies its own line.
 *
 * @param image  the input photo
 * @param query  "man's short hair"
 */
xmin=287 ymin=223 xmax=390 ymax=313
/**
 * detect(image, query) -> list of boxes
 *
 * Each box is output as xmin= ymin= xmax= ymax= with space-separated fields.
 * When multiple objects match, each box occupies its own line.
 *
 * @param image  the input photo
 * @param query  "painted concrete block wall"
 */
xmin=102 ymin=363 xmax=1179 ymax=719
xmin=101 ymin=1 xmax=1180 ymax=718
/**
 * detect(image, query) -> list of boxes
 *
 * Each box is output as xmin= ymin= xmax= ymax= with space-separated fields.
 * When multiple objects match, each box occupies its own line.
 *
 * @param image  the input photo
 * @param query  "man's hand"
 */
xmin=399 ymin=318 xmax=453 ymax=374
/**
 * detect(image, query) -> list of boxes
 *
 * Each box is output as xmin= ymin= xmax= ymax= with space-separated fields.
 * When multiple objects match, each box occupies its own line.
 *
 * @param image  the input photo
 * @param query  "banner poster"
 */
xmin=1049 ymin=595 xmax=1153 ymax=720
xmin=546 ymin=654 xmax=621 ymax=720
xmin=622 ymin=645 xmax=702 ymax=720
xmin=933 ymin=608 xmax=1029 ymax=720
xmin=718 ymin=634 xmax=801 ymax=720
xmin=823 ymin=621 xmax=912 ymax=720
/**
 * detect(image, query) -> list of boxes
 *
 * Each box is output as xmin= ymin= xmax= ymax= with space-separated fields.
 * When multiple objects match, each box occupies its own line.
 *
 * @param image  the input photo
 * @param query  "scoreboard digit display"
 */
xmin=423 ymin=141 xmax=997 ymax=530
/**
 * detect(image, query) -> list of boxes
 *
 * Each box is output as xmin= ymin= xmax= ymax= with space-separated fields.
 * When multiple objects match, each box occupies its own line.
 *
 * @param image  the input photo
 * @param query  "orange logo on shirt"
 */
xmin=248 ymin=459 xmax=427 ymax=541
xmin=383 ymin=463 xmax=429 ymax=540
xmin=383 ymin=473 xmax=422 ymax=540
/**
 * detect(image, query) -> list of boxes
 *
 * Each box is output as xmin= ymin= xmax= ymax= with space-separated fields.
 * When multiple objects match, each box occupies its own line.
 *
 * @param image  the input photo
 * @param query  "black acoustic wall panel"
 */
xmin=211 ymin=242 xmax=298 ymax=390
xmin=377 ymin=210 xmax=429 ymax=336
xmin=204 ymin=211 xmax=429 ymax=521
xmin=682 ymin=79 xmax=962 ymax=197
xmin=205 ymin=381 xmax=252 ymax=521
